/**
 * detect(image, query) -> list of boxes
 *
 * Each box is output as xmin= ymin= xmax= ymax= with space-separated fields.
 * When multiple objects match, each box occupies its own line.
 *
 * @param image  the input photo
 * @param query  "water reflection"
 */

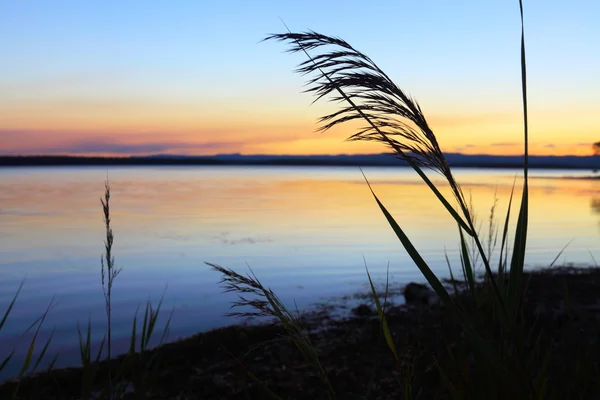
xmin=591 ymin=198 xmax=600 ymax=214
xmin=590 ymin=198 xmax=600 ymax=233
xmin=1 ymin=166 xmax=600 ymax=378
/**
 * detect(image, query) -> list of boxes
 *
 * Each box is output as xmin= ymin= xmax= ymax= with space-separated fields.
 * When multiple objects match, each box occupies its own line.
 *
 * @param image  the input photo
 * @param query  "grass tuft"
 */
xmin=210 ymin=262 xmax=337 ymax=399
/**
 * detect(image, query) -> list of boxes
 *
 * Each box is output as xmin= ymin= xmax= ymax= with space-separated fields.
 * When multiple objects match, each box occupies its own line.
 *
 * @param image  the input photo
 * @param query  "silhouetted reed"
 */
xmin=1 ymin=181 xmax=172 ymax=399
xmin=209 ymin=263 xmax=336 ymax=399
xmin=210 ymin=1 xmax=567 ymax=398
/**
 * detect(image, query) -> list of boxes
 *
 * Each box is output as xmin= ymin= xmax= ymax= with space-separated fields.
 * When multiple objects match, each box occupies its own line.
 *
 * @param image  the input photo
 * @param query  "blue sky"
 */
xmin=1 ymin=1 xmax=599 ymax=156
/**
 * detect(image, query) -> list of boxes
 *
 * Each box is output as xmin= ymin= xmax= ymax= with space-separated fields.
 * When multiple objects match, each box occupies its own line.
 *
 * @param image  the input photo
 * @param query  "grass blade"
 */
xmin=444 ymin=248 xmax=460 ymax=297
xmin=0 ymin=280 xmax=25 ymax=331
xmin=498 ymin=177 xmax=517 ymax=284
xmin=141 ymin=303 xmax=150 ymax=352
xmin=31 ymin=328 xmax=55 ymax=374
xmin=507 ymin=0 xmax=530 ymax=317
xmin=361 ymin=170 xmax=458 ymax=313
xmin=129 ymin=310 xmax=138 ymax=354
xmin=364 ymin=261 xmax=398 ymax=362
xmin=548 ymin=238 xmax=573 ymax=268
xmin=45 ymin=352 xmax=59 ymax=372
xmin=459 ymin=226 xmax=477 ymax=303
xmin=362 ymin=170 xmax=508 ymax=374
xmin=17 ymin=296 xmax=55 ymax=378
xmin=411 ymin=164 xmax=474 ymax=236
xmin=0 ymin=350 xmax=15 ymax=373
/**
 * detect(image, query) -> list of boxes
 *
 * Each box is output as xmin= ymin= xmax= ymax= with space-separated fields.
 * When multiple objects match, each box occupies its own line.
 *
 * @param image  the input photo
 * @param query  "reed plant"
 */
xmin=100 ymin=179 xmax=122 ymax=397
xmin=1 ymin=0 xmax=596 ymax=397
xmin=0 ymin=180 xmax=172 ymax=399
xmin=210 ymin=1 xmax=581 ymax=398
xmin=75 ymin=179 xmax=173 ymax=399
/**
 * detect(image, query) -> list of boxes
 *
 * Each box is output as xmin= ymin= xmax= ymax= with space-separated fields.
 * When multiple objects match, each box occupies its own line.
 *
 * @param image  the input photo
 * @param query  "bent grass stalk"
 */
xmin=212 ymin=0 xmax=541 ymax=398
xmin=209 ymin=263 xmax=336 ymax=399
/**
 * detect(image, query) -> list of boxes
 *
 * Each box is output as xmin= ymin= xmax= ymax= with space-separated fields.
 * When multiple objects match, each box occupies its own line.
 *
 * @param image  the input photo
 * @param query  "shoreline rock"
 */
xmin=403 ymin=282 xmax=439 ymax=306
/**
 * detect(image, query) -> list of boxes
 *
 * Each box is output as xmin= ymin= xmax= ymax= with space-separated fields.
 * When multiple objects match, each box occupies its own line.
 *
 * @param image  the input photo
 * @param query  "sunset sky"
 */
xmin=1 ymin=1 xmax=598 ymax=157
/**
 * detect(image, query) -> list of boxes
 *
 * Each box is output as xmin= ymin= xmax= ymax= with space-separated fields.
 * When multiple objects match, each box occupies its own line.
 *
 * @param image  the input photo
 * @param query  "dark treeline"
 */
xmin=0 ymin=155 xmax=226 ymax=167
xmin=1 ymin=154 xmax=600 ymax=169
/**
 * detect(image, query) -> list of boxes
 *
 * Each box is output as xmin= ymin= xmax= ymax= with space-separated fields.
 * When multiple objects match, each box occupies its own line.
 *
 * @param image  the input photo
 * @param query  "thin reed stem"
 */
xmin=100 ymin=178 xmax=122 ymax=397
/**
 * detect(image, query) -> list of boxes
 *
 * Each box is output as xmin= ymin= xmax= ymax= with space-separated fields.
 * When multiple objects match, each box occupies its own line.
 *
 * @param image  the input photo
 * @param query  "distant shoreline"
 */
xmin=1 ymin=154 xmax=600 ymax=170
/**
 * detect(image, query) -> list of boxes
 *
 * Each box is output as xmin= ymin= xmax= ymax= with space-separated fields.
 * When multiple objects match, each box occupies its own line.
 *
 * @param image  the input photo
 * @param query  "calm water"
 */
xmin=1 ymin=166 xmax=599 ymax=378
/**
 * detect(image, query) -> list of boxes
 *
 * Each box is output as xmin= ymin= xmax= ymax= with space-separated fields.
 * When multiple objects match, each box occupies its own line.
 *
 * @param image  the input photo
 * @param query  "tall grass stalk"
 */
xmin=1 ymin=178 xmax=171 ymax=399
xmin=100 ymin=179 xmax=122 ymax=396
xmin=73 ymin=180 xmax=173 ymax=399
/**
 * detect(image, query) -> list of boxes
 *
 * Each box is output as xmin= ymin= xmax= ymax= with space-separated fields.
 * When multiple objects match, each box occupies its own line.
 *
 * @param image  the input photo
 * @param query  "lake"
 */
xmin=1 ymin=165 xmax=599 ymax=379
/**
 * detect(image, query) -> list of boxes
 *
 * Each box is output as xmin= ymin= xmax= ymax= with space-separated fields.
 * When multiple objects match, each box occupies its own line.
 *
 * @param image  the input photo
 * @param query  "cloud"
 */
xmin=543 ymin=144 xmax=556 ymax=148
xmin=64 ymin=139 xmax=240 ymax=155
xmin=212 ymin=232 xmax=273 ymax=245
xmin=452 ymin=143 xmax=478 ymax=152
xmin=0 ymin=129 xmax=247 ymax=155
xmin=490 ymin=142 xmax=519 ymax=147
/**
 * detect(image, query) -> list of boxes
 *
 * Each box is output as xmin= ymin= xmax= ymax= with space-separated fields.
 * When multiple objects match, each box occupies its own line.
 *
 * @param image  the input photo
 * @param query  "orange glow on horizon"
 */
xmin=1 ymin=104 xmax=598 ymax=157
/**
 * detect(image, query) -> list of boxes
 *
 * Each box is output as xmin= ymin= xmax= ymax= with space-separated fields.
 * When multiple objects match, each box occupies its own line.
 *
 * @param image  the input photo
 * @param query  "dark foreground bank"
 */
xmin=1 ymin=266 xmax=600 ymax=399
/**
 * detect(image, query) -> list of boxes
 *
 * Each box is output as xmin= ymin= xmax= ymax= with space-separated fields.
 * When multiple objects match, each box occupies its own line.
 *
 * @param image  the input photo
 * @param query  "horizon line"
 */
xmin=0 ymin=152 xmax=597 ymax=158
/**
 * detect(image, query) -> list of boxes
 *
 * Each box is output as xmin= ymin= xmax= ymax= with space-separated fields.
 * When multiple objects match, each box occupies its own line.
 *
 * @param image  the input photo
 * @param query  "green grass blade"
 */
xmin=45 ymin=352 xmax=59 ymax=372
xmin=519 ymin=0 xmax=529 ymax=178
xmin=589 ymin=250 xmax=598 ymax=268
xmin=507 ymin=0 xmax=530 ymax=316
xmin=0 ymin=280 xmax=24 ymax=331
xmin=444 ymin=248 xmax=460 ymax=297
xmin=142 ymin=289 xmax=167 ymax=351
xmin=10 ymin=297 xmax=55 ymax=399
xmin=498 ymin=177 xmax=517 ymax=286
xmin=361 ymin=171 xmax=458 ymax=313
xmin=548 ymin=238 xmax=573 ymax=268
xmin=0 ymin=350 xmax=15 ymax=373
xmin=361 ymin=171 xmax=508 ymax=371
xmin=507 ymin=185 xmax=528 ymax=314
xmin=383 ymin=261 xmax=391 ymax=313
xmin=95 ymin=334 xmax=106 ymax=364
xmin=411 ymin=164 xmax=474 ymax=236
xmin=129 ymin=312 xmax=138 ymax=354
xmin=31 ymin=328 xmax=55 ymax=374
xmin=77 ymin=318 xmax=92 ymax=365
xmin=17 ymin=296 xmax=55 ymax=378
xmin=141 ymin=303 xmax=150 ymax=351
xmin=364 ymin=262 xmax=398 ymax=362
xmin=459 ymin=226 xmax=477 ymax=303
xmin=159 ymin=307 xmax=174 ymax=345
